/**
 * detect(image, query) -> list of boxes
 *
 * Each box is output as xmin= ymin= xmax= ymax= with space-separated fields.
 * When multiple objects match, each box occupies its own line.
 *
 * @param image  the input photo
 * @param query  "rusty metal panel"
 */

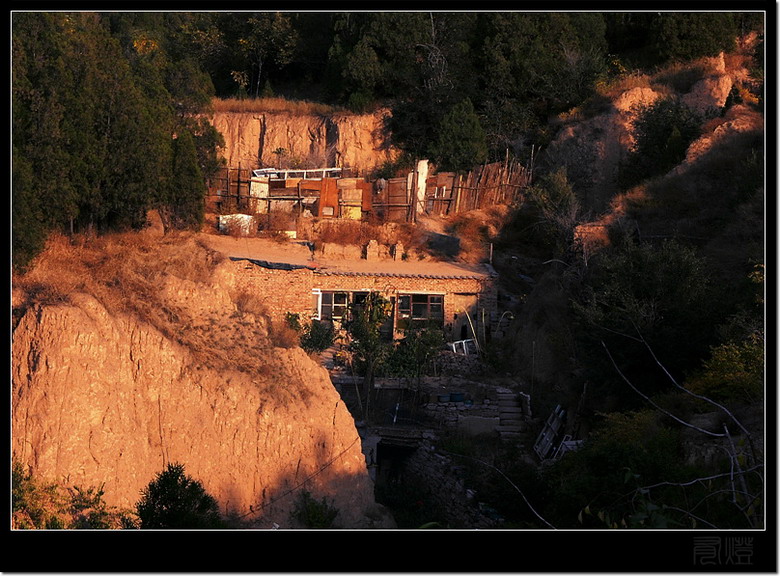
xmin=359 ymin=181 xmax=373 ymax=212
xmin=319 ymin=178 xmax=339 ymax=218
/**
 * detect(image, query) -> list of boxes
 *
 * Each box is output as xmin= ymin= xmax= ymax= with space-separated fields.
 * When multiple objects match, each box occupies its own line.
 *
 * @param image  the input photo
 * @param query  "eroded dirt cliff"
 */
xmin=542 ymin=51 xmax=755 ymax=214
xmin=209 ymin=108 xmax=397 ymax=173
xmin=11 ymin=230 xmax=394 ymax=529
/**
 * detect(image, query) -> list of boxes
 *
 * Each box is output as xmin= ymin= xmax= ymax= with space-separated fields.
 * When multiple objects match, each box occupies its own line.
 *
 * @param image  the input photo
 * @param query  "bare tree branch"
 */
xmin=601 ymin=341 xmax=726 ymax=437
xmin=441 ymin=449 xmax=556 ymax=529
xmin=639 ymin=464 xmax=763 ymax=491
xmin=602 ymin=334 xmax=763 ymax=529
xmin=661 ymin=506 xmax=718 ymax=528
xmin=636 ymin=329 xmax=756 ymax=451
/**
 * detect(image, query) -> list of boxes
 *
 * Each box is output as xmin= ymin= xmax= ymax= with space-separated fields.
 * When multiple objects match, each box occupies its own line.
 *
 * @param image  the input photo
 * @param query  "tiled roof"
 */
xmin=230 ymin=256 xmax=495 ymax=280
xmin=313 ymin=269 xmax=485 ymax=280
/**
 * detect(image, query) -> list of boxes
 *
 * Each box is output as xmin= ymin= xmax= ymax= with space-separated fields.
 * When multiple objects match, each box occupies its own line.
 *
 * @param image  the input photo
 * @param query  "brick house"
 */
xmin=228 ymin=256 xmax=499 ymax=344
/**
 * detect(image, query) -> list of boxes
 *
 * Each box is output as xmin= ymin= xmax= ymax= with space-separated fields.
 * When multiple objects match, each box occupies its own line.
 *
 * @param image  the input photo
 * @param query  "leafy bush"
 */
xmin=291 ymin=490 xmax=339 ymax=528
xmin=136 ymin=463 xmax=225 ymax=529
xmin=301 ymin=320 xmax=335 ymax=354
xmin=12 ymin=461 xmax=137 ymax=529
xmin=686 ymin=334 xmax=764 ymax=404
xmin=382 ymin=325 xmax=444 ymax=380
xmin=286 ymin=313 xmax=335 ymax=354
xmin=68 ymin=485 xmax=136 ymax=529
xmin=12 ymin=461 xmax=69 ymax=529
xmin=539 ymin=409 xmax=687 ymax=528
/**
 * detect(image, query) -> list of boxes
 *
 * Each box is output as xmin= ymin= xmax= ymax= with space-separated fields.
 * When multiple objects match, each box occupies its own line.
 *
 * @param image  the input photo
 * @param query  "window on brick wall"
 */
xmin=397 ymin=293 xmax=444 ymax=330
xmin=318 ymin=291 xmax=349 ymax=322
xmin=313 ymin=290 xmax=364 ymax=322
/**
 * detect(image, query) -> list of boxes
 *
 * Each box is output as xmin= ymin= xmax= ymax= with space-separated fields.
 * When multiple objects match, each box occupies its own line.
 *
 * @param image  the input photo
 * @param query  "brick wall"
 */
xmin=231 ymin=261 xmax=315 ymax=320
xmin=313 ymin=272 xmax=496 ymax=341
xmin=230 ymin=259 xmax=498 ymax=341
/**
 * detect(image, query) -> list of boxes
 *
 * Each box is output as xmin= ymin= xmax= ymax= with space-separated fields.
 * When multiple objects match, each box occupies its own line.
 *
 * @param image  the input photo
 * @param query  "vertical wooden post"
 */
xmin=454 ymin=174 xmax=462 ymax=214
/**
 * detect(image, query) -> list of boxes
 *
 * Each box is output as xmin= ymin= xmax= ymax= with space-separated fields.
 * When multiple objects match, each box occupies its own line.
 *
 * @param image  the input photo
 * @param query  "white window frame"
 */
xmin=311 ymin=289 xmax=322 ymax=320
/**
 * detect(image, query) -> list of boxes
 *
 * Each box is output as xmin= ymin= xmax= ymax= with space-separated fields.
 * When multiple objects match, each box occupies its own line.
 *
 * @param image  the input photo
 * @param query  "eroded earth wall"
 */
xmin=209 ymin=109 xmax=398 ymax=173
xmin=12 ymin=265 xmax=393 ymax=529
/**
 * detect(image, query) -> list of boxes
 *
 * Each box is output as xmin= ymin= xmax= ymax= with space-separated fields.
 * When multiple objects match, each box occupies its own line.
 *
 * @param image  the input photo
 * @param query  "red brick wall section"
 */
xmin=232 ymin=263 xmax=315 ymax=321
xmin=229 ymin=260 xmax=498 ymax=340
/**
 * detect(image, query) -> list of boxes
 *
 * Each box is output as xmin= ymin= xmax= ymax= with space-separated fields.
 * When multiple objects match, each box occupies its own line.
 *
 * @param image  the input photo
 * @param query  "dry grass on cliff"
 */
xmin=212 ymin=96 xmax=344 ymax=116
xmin=13 ymin=228 xmax=313 ymax=401
xmin=15 ymin=230 xmax=217 ymax=312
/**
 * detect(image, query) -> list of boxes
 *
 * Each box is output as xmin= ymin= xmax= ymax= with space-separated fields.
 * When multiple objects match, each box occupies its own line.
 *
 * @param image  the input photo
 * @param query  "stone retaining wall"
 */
xmin=403 ymin=442 xmax=502 ymax=529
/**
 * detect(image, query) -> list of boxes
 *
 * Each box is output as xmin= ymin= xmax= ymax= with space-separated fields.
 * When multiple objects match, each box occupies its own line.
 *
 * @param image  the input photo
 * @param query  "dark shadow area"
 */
xmin=424 ymin=231 xmax=461 ymax=260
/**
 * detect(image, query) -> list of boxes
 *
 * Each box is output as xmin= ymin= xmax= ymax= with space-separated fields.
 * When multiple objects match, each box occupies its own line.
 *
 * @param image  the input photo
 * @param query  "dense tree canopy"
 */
xmin=12 ymin=10 xmax=760 ymax=271
xmin=12 ymin=12 xmax=224 ymax=270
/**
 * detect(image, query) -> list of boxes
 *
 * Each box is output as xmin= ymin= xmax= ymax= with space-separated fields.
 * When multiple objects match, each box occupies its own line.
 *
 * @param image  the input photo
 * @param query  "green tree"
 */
xmin=383 ymin=323 xmax=444 ymax=383
xmin=239 ymin=12 xmax=298 ymax=98
xmin=475 ymin=12 xmax=607 ymax=152
xmin=621 ymin=98 xmax=703 ymax=187
xmin=55 ymin=13 xmax=160 ymax=232
xmin=12 ymin=152 xmax=46 ymax=272
xmin=373 ymin=13 xmax=463 ymax=160
xmin=12 ymin=12 xmax=224 ymax=270
xmin=13 ymin=12 xmax=81 ymax=265
xmin=136 ymin=463 xmax=225 ymax=529
xmin=343 ymin=292 xmax=393 ymax=421
xmin=342 ymin=36 xmax=382 ymax=112
xmin=166 ymin=130 xmax=206 ymax=230
xmin=526 ymin=167 xmax=583 ymax=257
xmin=649 ymin=13 xmax=738 ymax=63
xmin=430 ymin=98 xmax=488 ymax=172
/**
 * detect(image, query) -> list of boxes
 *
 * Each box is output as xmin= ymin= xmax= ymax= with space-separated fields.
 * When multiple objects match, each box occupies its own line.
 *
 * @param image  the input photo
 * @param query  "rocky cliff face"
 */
xmin=11 ymin=233 xmax=394 ymax=529
xmin=209 ymin=109 xmax=398 ymax=173
xmin=543 ymin=51 xmax=746 ymax=214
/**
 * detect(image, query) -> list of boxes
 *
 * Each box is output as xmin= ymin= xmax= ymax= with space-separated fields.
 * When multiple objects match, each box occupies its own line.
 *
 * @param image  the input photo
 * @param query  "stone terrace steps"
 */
xmin=496 ymin=392 xmax=527 ymax=439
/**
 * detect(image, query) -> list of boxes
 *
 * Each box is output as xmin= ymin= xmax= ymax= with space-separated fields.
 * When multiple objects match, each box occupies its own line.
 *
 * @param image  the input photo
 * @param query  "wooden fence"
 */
xmin=205 ymin=158 xmax=531 ymax=223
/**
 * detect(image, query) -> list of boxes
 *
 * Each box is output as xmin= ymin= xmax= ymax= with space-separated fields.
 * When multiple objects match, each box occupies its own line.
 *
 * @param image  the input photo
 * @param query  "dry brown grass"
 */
xmin=212 ymin=97 xmax=344 ymax=116
xmin=11 ymin=229 xmax=311 ymax=401
xmin=14 ymin=230 xmax=221 ymax=332
xmin=652 ymin=60 xmax=713 ymax=93
xmin=312 ymin=219 xmax=381 ymax=246
xmin=309 ymin=219 xmax=429 ymax=256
